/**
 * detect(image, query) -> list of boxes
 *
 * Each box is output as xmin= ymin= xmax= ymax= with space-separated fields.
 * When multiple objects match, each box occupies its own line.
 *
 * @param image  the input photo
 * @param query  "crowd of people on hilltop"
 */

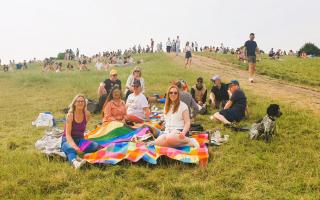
xmin=0 ymin=58 xmax=39 ymax=72
xmin=63 ymin=62 xmax=248 ymax=168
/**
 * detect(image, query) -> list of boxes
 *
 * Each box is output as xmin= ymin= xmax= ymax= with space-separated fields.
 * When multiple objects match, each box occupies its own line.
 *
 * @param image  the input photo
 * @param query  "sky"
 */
xmin=0 ymin=0 xmax=319 ymax=64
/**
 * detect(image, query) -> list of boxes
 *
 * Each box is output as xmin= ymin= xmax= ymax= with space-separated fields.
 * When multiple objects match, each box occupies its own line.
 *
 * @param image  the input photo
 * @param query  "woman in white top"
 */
xmin=125 ymin=66 xmax=145 ymax=100
xmin=185 ymin=41 xmax=192 ymax=68
xmin=152 ymin=85 xmax=199 ymax=148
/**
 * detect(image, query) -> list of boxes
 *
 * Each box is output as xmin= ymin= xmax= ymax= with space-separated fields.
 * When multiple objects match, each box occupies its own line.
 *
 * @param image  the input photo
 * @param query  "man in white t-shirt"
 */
xmin=126 ymin=80 xmax=150 ymax=123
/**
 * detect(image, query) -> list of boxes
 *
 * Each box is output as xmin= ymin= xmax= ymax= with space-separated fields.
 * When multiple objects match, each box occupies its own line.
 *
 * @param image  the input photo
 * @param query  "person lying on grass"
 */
xmin=150 ymin=85 xmax=199 ymax=148
xmin=61 ymin=94 xmax=100 ymax=169
xmin=126 ymin=80 xmax=150 ymax=123
xmin=211 ymin=80 xmax=247 ymax=125
xmin=102 ymin=86 xmax=127 ymax=124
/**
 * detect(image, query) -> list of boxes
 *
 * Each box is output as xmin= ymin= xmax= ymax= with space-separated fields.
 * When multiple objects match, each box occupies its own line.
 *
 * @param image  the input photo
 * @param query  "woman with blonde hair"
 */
xmin=151 ymin=85 xmax=199 ymax=148
xmin=61 ymin=94 xmax=100 ymax=169
xmin=125 ymin=66 xmax=145 ymax=100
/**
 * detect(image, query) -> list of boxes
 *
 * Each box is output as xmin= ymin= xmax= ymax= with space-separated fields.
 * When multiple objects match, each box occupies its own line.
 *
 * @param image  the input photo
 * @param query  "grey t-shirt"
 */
xmin=179 ymin=91 xmax=199 ymax=117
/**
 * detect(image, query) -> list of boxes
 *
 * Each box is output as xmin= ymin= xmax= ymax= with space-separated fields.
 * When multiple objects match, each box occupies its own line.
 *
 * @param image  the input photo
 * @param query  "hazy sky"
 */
xmin=0 ymin=0 xmax=319 ymax=63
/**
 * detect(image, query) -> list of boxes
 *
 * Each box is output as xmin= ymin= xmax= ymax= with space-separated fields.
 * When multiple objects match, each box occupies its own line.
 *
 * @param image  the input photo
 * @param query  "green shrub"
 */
xmin=299 ymin=43 xmax=320 ymax=56
xmin=57 ymin=52 xmax=65 ymax=60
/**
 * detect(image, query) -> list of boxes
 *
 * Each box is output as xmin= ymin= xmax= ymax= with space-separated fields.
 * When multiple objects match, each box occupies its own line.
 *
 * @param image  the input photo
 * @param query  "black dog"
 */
xmin=250 ymin=104 xmax=282 ymax=142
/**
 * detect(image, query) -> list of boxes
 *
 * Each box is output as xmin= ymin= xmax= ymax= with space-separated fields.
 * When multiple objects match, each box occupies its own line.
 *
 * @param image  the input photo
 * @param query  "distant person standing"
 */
xmin=166 ymin=38 xmax=172 ymax=53
xmin=150 ymin=38 xmax=154 ymax=53
xmin=244 ymin=33 xmax=259 ymax=83
xmin=184 ymin=42 xmax=192 ymax=68
xmin=76 ymin=48 xmax=79 ymax=60
xmin=176 ymin=35 xmax=181 ymax=56
xmin=195 ymin=42 xmax=199 ymax=52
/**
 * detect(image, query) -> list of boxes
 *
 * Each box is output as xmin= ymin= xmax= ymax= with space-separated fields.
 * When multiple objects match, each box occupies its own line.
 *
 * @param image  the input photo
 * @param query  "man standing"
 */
xmin=244 ymin=33 xmax=259 ymax=83
xmin=176 ymin=35 xmax=180 ymax=56
xmin=166 ymin=38 xmax=172 ymax=53
xmin=76 ymin=48 xmax=79 ymax=60
xmin=150 ymin=38 xmax=154 ymax=53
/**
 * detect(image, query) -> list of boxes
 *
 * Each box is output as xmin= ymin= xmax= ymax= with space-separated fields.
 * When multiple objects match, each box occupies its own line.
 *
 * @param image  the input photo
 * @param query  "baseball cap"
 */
xmin=228 ymin=80 xmax=240 ymax=87
xmin=110 ymin=69 xmax=118 ymax=75
xmin=133 ymin=79 xmax=141 ymax=87
xmin=211 ymin=75 xmax=221 ymax=81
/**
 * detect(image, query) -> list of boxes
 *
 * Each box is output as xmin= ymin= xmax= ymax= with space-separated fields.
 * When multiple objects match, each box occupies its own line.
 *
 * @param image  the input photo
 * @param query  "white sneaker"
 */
xmin=72 ymin=159 xmax=86 ymax=169
xmin=189 ymin=138 xmax=200 ymax=148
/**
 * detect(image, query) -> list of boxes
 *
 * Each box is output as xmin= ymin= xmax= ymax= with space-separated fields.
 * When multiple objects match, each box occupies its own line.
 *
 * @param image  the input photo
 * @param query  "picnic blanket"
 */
xmin=80 ymin=122 xmax=209 ymax=165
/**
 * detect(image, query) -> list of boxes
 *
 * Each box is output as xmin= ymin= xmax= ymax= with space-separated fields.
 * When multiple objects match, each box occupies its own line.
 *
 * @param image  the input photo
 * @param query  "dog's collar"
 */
xmin=268 ymin=115 xmax=276 ymax=121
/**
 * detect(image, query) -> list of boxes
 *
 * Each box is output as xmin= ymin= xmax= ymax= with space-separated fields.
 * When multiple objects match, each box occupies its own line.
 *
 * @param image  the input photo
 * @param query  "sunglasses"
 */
xmin=134 ymin=70 xmax=140 ymax=73
xmin=169 ymin=92 xmax=178 ymax=95
xmin=111 ymin=74 xmax=117 ymax=76
xmin=76 ymin=100 xmax=85 ymax=103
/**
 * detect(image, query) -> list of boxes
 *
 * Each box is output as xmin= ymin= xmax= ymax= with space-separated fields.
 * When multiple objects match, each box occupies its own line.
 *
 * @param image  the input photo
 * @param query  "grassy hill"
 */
xmin=196 ymin=52 xmax=320 ymax=88
xmin=0 ymin=53 xmax=319 ymax=200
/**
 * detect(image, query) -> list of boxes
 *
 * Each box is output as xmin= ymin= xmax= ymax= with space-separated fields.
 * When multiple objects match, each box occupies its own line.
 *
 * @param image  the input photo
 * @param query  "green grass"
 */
xmin=196 ymin=52 xmax=320 ymax=88
xmin=0 ymin=53 xmax=319 ymax=199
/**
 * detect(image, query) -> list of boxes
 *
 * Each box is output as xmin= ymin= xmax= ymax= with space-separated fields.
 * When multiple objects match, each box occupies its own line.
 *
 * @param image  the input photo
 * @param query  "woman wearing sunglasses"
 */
xmin=124 ymin=66 xmax=145 ymax=100
xmin=151 ymin=85 xmax=199 ymax=148
xmin=61 ymin=94 xmax=100 ymax=169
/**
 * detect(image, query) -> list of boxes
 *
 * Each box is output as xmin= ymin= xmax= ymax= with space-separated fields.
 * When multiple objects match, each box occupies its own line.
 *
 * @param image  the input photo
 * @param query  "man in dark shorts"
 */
xmin=244 ymin=33 xmax=259 ymax=83
xmin=212 ymin=80 xmax=247 ymax=124
xmin=97 ymin=69 xmax=122 ymax=111
xmin=209 ymin=75 xmax=229 ymax=109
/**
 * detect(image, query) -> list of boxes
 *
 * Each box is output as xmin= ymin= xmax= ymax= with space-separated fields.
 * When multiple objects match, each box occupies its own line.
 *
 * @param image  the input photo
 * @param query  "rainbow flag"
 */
xmin=80 ymin=122 xmax=209 ymax=165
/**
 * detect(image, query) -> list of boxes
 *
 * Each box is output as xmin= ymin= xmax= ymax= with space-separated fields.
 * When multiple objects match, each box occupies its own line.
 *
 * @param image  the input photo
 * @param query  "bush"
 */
xmin=57 ymin=52 xmax=65 ymax=60
xmin=299 ymin=43 xmax=320 ymax=56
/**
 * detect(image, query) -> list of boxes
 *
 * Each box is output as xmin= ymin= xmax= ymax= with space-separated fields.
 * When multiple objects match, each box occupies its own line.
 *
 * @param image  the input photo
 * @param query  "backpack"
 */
xmin=87 ymin=99 xmax=99 ymax=114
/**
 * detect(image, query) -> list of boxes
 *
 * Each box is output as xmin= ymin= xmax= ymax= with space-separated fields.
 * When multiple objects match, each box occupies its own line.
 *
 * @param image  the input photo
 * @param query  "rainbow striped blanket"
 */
xmin=79 ymin=122 xmax=209 ymax=166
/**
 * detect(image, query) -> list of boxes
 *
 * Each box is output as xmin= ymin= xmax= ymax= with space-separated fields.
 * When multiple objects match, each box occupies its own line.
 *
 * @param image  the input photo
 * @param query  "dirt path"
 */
xmin=169 ymin=54 xmax=320 ymax=114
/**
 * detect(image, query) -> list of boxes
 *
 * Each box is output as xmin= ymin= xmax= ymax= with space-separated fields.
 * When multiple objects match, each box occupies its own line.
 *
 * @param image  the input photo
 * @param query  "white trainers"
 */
xmin=72 ymin=159 xmax=86 ymax=169
xmin=189 ymin=138 xmax=200 ymax=148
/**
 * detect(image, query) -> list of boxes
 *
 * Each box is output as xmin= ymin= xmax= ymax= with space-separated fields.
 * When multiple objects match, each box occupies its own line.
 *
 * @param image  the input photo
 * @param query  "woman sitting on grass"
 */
xmin=126 ymin=80 xmax=150 ymax=123
xmin=151 ymin=85 xmax=199 ymax=148
xmin=125 ymin=66 xmax=145 ymax=100
xmin=61 ymin=94 xmax=100 ymax=169
xmin=102 ymin=86 xmax=127 ymax=124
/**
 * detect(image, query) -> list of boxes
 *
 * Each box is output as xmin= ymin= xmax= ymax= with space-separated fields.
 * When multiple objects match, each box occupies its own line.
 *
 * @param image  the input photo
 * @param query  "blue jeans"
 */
xmin=61 ymin=137 xmax=100 ymax=162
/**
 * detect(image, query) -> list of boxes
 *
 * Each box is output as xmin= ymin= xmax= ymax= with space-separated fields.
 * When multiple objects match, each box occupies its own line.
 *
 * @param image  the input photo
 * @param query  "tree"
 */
xmin=299 ymin=43 xmax=320 ymax=56
xmin=57 ymin=52 xmax=65 ymax=60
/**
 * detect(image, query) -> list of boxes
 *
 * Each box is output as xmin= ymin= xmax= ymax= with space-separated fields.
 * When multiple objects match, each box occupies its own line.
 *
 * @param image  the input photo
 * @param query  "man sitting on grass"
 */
xmin=98 ymin=69 xmax=122 ymax=112
xmin=211 ymin=80 xmax=247 ymax=125
xmin=191 ymin=77 xmax=207 ymax=114
xmin=209 ymin=75 xmax=229 ymax=110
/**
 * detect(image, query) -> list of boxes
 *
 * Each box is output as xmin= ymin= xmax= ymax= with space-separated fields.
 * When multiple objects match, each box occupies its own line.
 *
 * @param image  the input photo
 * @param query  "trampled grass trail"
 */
xmin=0 ymin=53 xmax=319 ymax=200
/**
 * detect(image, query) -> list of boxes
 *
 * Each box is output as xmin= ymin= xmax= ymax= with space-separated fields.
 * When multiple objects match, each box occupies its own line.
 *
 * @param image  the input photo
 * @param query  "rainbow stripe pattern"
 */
xmin=80 ymin=122 xmax=209 ymax=165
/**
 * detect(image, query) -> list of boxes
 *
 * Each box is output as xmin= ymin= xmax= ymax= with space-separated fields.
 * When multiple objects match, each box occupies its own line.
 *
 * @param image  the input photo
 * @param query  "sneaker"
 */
xmin=189 ymin=138 xmax=200 ymax=148
xmin=249 ymin=78 xmax=254 ymax=83
xmin=72 ymin=159 xmax=86 ymax=169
